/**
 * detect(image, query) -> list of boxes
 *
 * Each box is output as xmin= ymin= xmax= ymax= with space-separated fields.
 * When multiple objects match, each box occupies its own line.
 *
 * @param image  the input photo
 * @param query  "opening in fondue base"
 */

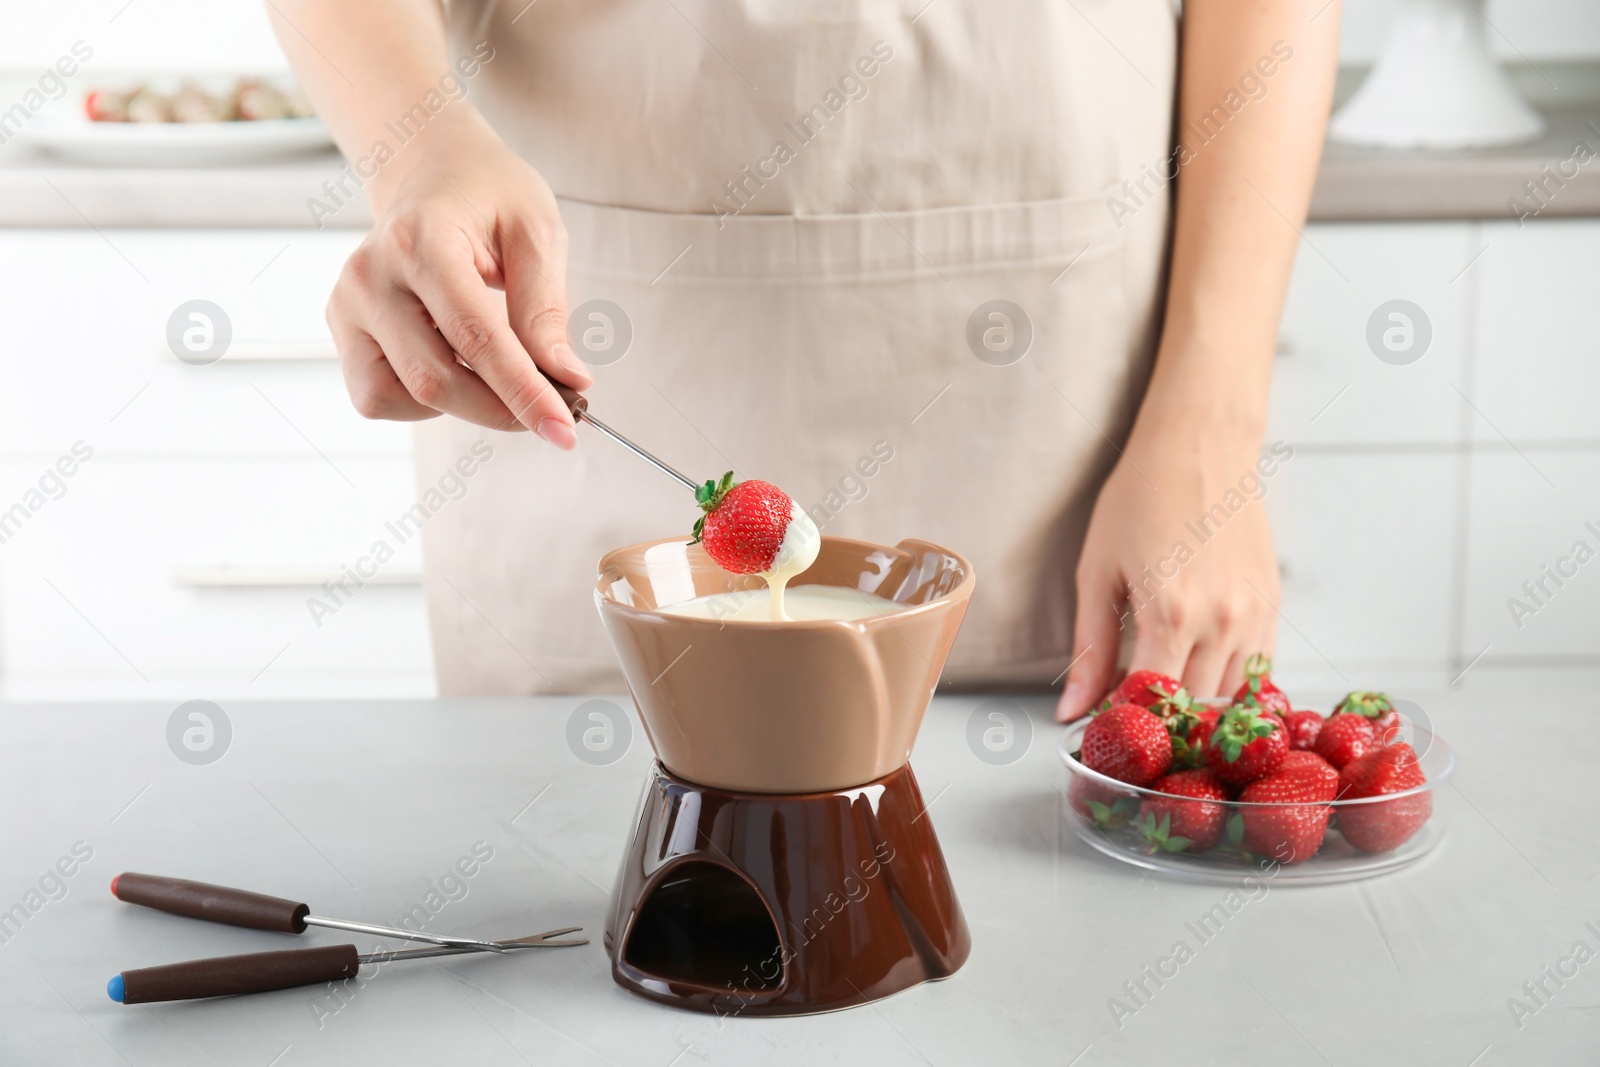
xmin=658 ymin=584 xmax=906 ymax=623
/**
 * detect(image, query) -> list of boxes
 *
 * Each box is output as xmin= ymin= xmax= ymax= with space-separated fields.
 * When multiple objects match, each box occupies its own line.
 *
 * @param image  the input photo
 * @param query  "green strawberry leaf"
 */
xmin=1162 ymin=835 xmax=1192 ymax=852
xmin=1336 ymin=690 xmax=1394 ymax=718
xmin=695 ymin=472 xmax=738 ymax=515
xmin=1227 ymin=813 xmax=1245 ymax=846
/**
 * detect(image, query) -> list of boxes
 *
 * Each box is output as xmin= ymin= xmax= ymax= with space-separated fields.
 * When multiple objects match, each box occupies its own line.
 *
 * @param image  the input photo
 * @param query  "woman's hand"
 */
xmin=1056 ymin=417 xmax=1281 ymax=721
xmin=327 ymin=111 xmax=592 ymax=445
xmin=1050 ymin=0 xmax=1340 ymax=720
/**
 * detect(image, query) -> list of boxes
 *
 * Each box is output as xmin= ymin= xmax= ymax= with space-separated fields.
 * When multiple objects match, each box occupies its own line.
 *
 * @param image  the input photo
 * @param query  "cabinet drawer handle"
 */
xmin=162 ymin=341 xmax=337 ymax=364
xmin=172 ymin=567 xmax=422 ymax=589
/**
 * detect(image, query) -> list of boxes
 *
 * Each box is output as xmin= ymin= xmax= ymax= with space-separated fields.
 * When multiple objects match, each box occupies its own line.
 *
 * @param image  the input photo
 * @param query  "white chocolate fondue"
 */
xmin=659 ymin=583 xmax=905 ymax=623
xmin=754 ymin=502 xmax=822 ymax=620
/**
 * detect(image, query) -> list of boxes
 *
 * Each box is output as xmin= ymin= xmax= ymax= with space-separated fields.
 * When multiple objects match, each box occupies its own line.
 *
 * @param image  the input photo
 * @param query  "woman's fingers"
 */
xmin=403 ymin=231 xmax=578 ymax=448
xmin=367 ymin=296 xmax=524 ymax=432
xmin=328 ymin=316 xmax=437 ymax=423
xmin=1058 ymin=569 xmax=1122 ymax=722
xmin=1218 ymin=650 xmax=1249 ymax=700
xmin=1179 ymin=640 xmax=1232 ymax=702
xmin=1128 ymin=598 xmax=1192 ymax=689
xmin=501 ymin=213 xmax=592 ymax=392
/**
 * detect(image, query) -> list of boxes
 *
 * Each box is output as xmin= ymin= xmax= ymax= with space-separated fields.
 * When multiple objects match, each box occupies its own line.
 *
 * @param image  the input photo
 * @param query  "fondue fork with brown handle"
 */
xmin=111 ymin=872 xmax=584 ymax=956
xmin=108 ymin=929 xmax=585 ymax=1004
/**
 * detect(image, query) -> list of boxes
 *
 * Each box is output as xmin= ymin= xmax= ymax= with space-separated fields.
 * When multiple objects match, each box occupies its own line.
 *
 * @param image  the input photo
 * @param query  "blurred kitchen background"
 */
xmin=0 ymin=0 xmax=1596 ymax=701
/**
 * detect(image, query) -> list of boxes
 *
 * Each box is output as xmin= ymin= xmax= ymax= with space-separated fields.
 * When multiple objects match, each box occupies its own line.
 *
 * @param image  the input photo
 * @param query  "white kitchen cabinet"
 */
xmin=0 ymin=230 xmax=408 ymax=458
xmin=1269 ymin=223 xmax=1476 ymax=446
xmin=1267 ymin=219 xmax=1600 ymax=690
xmin=1470 ymin=219 xmax=1600 ymax=444
xmin=1267 ymin=452 xmax=1463 ymax=689
xmin=1460 ymin=452 xmax=1600 ymax=665
xmin=0 ymin=457 xmax=430 ymax=700
xmin=0 ymin=229 xmax=432 ymax=700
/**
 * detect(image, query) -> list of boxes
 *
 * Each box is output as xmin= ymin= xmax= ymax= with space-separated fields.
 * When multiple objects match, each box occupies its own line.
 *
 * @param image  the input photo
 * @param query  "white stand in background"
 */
xmin=1330 ymin=0 xmax=1545 ymax=149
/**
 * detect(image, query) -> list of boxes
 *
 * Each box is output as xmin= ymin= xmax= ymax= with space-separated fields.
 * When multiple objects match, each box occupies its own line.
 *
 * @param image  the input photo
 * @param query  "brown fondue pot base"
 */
xmin=604 ymin=761 xmax=971 ymax=1016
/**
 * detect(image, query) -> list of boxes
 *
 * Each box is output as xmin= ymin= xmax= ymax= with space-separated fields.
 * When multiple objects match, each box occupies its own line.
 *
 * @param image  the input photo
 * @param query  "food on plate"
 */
xmin=1139 ymin=769 xmax=1228 ymax=853
xmin=1282 ymin=709 xmax=1325 ymax=751
xmin=1180 ymin=707 xmax=1223 ymax=766
xmin=1081 ymin=704 xmax=1172 ymax=787
xmin=1104 ymin=669 xmax=1182 ymax=711
xmin=1232 ymin=652 xmax=1291 ymax=714
xmin=1336 ymin=743 xmax=1431 ymax=852
xmin=84 ymin=78 xmax=314 ymax=124
xmin=1071 ymin=655 xmax=1435 ymax=865
xmin=1312 ymin=712 xmax=1378 ymax=770
xmin=1238 ymin=759 xmax=1336 ymax=863
xmin=1336 ymin=690 xmax=1401 ymax=741
xmin=691 ymin=472 xmax=820 ymax=621
xmin=1096 ymin=670 xmax=1213 ymax=768
xmin=1067 ymin=776 xmax=1140 ymax=830
xmin=1279 ymin=749 xmax=1339 ymax=792
xmin=1205 ymin=704 xmax=1288 ymax=785
xmin=1335 ymin=690 xmax=1394 ymax=719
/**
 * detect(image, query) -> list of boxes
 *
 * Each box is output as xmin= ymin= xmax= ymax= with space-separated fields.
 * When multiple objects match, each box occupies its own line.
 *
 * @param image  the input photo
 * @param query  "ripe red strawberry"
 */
xmin=1081 ymin=704 xmax=1172 ymax=787
xmin=1168 ymin=706 xmax=1220 ymax=770
xmin=1233 ymin=653 xmax=1291 ymax=714
xmin=1067 ymin=775 xmax=1140 ymax=830
xmin=1140 ymin=769 xmax=1229 ymax=852
xmin=1336 ymin=744 xmax=1430 ymax=852
xmin=1278 ymin=750 xmax=1339 ymax=798
xmin=1373 ymin=713 xmax=1402 ymax=744
xmin=1334 ymin=690 xmax=1393 ymax=719
xmin=1336 ymin=691 xmax=1400 ymax=742
xmin=1185 ymin=707 xmax=1221 ymax=748
xmin=85 ymin=89 xmax=106 ymax=120
xmin=1313 ymin=713 xmax=1378 ymax=770
xmin=691 ymin=472 xmax=799 ymax=574
xmin=1107 ymin=670 xmax=1182 ymax=710
xmin=1282 ymin=710 xmax=1324 ymax=751
xmin=1205 ymin=705 xmax=1287 ymax=785
xmin=1239 ymin=770 xmax=1333 ymax=863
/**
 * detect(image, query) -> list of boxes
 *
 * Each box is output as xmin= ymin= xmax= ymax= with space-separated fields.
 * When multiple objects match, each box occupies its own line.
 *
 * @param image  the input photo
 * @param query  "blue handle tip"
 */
xmin=107 ymin=974 xmax=125 ymax=1003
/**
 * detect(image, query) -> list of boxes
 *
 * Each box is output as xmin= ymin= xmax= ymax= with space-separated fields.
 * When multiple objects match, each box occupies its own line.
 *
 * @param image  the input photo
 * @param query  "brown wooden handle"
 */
xmin=553 ymin=383 xmax=587 ymax=416
xmin=112 ymin=873 xmax=309 ymax=933
xmin=116 ymin=945 xmax=360 ymax=1004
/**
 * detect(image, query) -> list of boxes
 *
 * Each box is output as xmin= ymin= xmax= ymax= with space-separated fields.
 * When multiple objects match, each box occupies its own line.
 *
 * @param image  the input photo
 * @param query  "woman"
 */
xmin=270 ymin=0 xmax=1339 ymax=717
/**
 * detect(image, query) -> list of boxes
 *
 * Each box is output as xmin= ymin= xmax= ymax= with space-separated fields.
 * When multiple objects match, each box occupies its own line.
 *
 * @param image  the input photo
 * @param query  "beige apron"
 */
xmin=418 ymin=0 xmax=1177 ymax=694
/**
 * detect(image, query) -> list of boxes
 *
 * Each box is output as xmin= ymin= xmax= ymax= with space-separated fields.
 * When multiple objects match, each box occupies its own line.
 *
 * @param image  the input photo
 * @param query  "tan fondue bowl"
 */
xmin=594 ymin=536 xmax=974 ymax=794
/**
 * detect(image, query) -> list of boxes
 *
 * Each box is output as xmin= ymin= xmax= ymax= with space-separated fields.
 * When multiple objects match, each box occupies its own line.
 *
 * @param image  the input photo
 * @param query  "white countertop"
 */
xmin=0 ymin=691 xmax=1592 ymax=1066
xmin=0 ymin=145 xmax=372 ymax=229
xmin=3 ymin=102 xmax=1600 ymax=228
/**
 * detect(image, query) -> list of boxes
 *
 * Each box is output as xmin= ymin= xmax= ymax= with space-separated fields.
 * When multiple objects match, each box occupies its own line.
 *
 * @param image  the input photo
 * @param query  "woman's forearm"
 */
xmin=265 ymin=0 xmax=495 ymax=212
xmin=1134 ymin=0 xmax=1342 ymax=457
xmin=266 ymin=0 xmax=589 ymax=440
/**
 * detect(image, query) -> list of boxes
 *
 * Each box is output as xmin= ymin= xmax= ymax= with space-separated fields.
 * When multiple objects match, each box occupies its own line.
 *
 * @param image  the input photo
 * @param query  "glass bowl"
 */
xmin=1057 ymin=716 xmax=1457 ymax=885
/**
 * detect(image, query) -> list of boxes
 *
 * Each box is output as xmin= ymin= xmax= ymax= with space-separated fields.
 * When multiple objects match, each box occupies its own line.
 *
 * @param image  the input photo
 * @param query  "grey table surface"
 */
xmin=0 ymin=691 xmax=1594 ymax=1067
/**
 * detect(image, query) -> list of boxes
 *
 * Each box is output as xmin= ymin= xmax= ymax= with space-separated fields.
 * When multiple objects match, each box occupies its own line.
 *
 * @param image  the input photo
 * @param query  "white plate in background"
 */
xmin=13 ymin=74 xmax=334 ymax=166
xmin=16 ymin=112 xmax=334 ymax=166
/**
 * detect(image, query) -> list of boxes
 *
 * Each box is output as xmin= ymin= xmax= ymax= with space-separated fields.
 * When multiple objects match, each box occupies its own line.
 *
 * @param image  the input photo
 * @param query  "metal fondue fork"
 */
xmin=111 ymin=872 xmax=571 ymax=954
xmin=554 ymin=384 xmax=700 ymax=491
